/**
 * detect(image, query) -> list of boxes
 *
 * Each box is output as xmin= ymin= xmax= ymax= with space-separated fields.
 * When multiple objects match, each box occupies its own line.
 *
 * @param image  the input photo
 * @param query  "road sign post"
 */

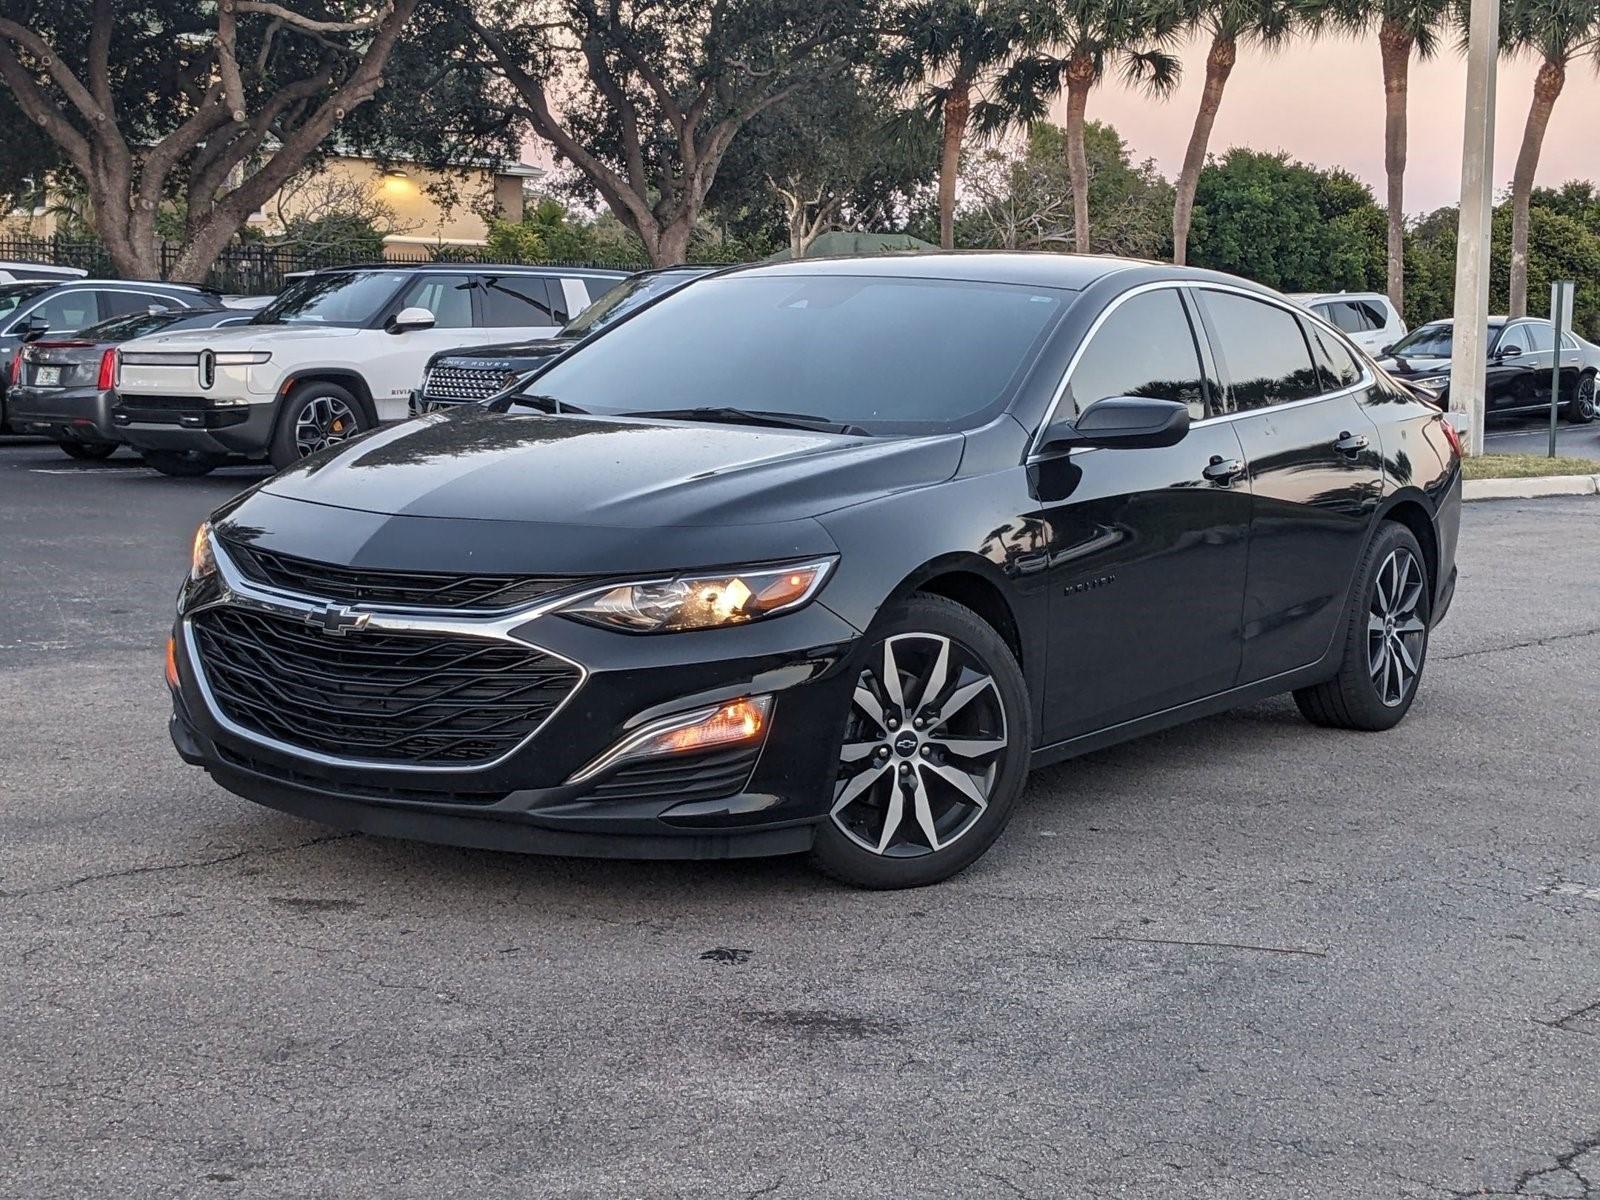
xmin=1549 ymin=280 xmax=1575 ymax=458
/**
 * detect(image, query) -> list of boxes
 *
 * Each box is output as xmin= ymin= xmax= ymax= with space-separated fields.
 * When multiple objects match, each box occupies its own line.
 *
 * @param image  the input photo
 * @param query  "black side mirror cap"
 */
xmin=1038 ymin=396 xmax=1192 ymax=454
xmin=1497 ymin=344 xmax=1522 ymax=359
xmin=20 ymin=315 xmax=49 ymax=340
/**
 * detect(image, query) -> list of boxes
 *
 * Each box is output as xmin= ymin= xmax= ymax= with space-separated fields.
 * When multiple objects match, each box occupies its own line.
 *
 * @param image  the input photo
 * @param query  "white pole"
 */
xmin=1451 ymin=0 xmax=1500 ymax=456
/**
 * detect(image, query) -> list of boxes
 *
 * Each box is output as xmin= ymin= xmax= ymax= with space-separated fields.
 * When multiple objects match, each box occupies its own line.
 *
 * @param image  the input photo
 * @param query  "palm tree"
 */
xmin=1325 ymin=0 xmax=1451 ymax=313
xmin=1002 ymin=0 xmax=1186 ymax=253
xmin=1171 ymin=0 xmax=1299 ymax=265
xmin=1504 ymin=0 xmax=1600 ymax=315
xmin=878 ymin=0 xmax=1050 ymax=250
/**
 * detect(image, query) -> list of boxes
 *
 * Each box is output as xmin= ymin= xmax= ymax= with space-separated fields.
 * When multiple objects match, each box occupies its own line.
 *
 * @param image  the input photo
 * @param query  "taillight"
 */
xmin=1439 ymin=415 xmax=1464 ymax=459
xmin=97 ymin=347 xmax=118 ymax=391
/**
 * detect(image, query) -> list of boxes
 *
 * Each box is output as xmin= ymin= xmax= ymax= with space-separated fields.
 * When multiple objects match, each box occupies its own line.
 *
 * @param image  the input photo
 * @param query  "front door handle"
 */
xmin=1334 ymin=431 xmax=1369 ymax=455
xmin=1203 ymin=455 xmax=1246 ymax=485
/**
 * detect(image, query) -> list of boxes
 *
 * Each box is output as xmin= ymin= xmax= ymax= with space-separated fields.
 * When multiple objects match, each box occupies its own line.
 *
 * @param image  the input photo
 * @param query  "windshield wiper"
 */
xmin=491 ymin=391 xmax=588 ymax=415
xmin=622 ymin=406 xmax=869 ymax=436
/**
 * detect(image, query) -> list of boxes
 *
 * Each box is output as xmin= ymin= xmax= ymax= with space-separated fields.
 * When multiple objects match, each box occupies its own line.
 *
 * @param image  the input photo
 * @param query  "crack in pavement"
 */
xmin=1452 ymin=1131 xmax=1600 ymax=1198
xmin=1 ymin=832 xmax=358 ymax=901
xmin=1435 ymin=625 xmax=1600 ymax=664
xmin=1089 ymin=934 xmax=1328 ymax=958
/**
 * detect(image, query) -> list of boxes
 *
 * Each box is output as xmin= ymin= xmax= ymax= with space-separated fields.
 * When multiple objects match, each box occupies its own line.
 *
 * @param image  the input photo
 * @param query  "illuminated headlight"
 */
xmin=212 ymin=351 xmax=271 ymax=365
xmin=558 ymin=558 xmax=835 ymax=633
xmin=190 ymin=520 xmax=217 ymax=582
xmin=1414 ymin=374 xmax=1450 ymax=389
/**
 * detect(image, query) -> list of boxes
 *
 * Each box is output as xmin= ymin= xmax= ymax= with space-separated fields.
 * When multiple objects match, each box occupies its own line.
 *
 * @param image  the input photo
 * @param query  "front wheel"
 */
xmin=1567 ymin=372 xmax=1596 ymax=424
xmin=59 ymin=440 xmax=117 ymax=461
xmin=144 ymin=449 xmax=222 ymax=477
xmin=1294 ymin=522 xmax=1431 ymax=731
xmin=809 ymin=594 xmax=1031 ymax=889
xmin=270 ymin=381 xmax=370 ymax=469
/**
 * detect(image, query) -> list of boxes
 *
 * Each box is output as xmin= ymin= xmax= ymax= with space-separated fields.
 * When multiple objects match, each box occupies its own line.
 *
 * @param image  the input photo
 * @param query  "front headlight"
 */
xmin=212 ymin=351 xmax=271 ymax=365
xmin=190 ymin=520 xmax=217 ymax=582
xmin=558 ymin=558 xmax=835 ymax=632
xmin=1414 ymin=374 xmax=1450 ymax=389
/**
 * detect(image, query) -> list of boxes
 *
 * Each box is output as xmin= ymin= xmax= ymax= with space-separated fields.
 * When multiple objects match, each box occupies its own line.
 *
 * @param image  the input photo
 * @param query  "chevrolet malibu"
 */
xmin=167 ymin=254 xmax=1462 ymax=889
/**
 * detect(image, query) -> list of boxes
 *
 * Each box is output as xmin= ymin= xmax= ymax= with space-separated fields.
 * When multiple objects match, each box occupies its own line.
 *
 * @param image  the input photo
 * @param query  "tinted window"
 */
xmin=1354 ymin=300 xmax=1388 ymax=329
xmin=1201 ymin=291 xmax=1323 ymax=412
xmin=30 ymin=289 xmax=100 ymax=334
xmin=1496 ymin=324 xmax=1528 ymax=353
xmin=1066 ymin=289 xmax=1208 ymax=421
xmin=397 ymin=273 xmax=473 ymax=329
xmin=526 ymin=274 xmax=1068 ymax=434
xmin=254 ymin=271 xmax=407 ymax=327
xmin=1391 ymin=323 xmax=1453 ymax=357
xmin=101 ymin=290 xmax=179 ymax=317
xmin=1521 ymin=321 xmax=1554 ymax=352
xmin=1326 ymin=301 xmax=1370 ymax=334
xmin=1562 ymin=332 xmax=1579 ymax=351
xmin=563 ymin=270 xmax=705 ymax=337
xmin=1308 ymin=325 xmax=1363 ymax=390
xmin=0 ymin=282 xmax=49 ymax=322
xmin=480 ymin=275 xmax=558 ymax=328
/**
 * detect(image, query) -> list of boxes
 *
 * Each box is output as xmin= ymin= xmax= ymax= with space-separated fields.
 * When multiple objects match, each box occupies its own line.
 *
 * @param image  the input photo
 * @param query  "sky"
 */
xmin=1059 ymin=35 xmax=1600 ymax=215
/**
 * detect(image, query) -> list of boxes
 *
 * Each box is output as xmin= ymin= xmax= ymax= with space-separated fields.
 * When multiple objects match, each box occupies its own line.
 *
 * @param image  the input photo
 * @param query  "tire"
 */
xmin=1294 ymin=522 xmax=1432 ymax=732
xmin=809 ymin=593 xmax=1032 ymax=889
xmin=269 ymin=380 xmax=369 ymax=470
xmin=59 ymin=440 xmax=117 ymax=461
xmin=144 ymin=449 xmax=221 ymax=478
xmin=1566 ymin=371 xmax=1596 ymax=424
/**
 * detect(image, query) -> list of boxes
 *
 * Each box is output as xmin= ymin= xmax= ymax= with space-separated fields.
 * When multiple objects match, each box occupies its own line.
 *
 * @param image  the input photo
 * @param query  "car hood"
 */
xmin=121 ymin=324 xmax=360 ymax=350
xmin=259 ymin=406 xmax=965 ymax=530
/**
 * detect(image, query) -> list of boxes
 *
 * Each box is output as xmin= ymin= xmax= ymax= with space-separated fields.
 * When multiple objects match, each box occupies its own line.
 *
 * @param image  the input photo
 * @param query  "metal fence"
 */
xmin=0 ymin=235 xmax=651 ymax=296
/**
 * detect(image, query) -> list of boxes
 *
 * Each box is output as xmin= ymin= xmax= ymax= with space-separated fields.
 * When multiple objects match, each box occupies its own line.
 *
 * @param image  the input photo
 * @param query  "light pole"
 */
xmin=1450 ymin=0 xmax=1499 ymax=456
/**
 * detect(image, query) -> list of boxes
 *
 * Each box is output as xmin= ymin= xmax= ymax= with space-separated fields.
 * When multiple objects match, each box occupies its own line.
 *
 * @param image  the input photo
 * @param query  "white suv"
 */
xmin=112 ymin=264 xmax=627 ymax=476
xmin=1286 ymin=291 xmax=1407 ymax=357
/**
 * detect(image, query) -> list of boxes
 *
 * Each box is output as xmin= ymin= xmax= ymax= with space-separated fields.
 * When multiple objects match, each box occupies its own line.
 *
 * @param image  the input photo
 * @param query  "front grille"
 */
xmin=585 ymin=745 xmax=762 ymax=803
xmin=421 ymin=364 xmax=515 ymax=405
xmin=191 ymin=606 xmax=581 ymax=766
xmin=223 ymin=538 xmax=576 ymax=612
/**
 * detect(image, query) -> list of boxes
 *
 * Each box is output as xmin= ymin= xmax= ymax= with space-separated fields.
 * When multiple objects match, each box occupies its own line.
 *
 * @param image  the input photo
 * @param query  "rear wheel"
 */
xmin=1294 ymin=522 xmax=1431 ymax=731
xmin=1567 ymin=371 xmax=1596 ymax=424
xmin=270 ymin=381 xmax=369 ymax=469
xmin=144 ymin=449 xmax=222 ymax=478
xmin=809 ymin=594 xmax=1031 ymax=889
xmin=59 ymin=440 xmax=117 ymax=461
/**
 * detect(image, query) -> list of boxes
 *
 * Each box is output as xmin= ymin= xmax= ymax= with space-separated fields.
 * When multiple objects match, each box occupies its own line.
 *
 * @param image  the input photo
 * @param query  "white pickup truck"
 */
xmin=113 ymin=263 xmax=627 ymax=476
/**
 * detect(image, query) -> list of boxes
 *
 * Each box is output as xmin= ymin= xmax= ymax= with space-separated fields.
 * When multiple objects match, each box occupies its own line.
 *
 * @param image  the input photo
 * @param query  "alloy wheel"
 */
xmin=1579 ymin=376 xmax=1597 ymax=421
xmin=293 ymin=394 xmax=359 ymax=457
xmin=831 ymin=632 xmax=1008 ymax=857
xmin=1368 ymin=547 xmax=1427 ymax=707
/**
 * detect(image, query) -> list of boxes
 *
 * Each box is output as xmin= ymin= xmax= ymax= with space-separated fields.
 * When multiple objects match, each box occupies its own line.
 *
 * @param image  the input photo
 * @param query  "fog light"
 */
xmin=567 ymin=695 xmax=771 ymax=784
xmin=165 ymin=635 xmax=179 ymax=688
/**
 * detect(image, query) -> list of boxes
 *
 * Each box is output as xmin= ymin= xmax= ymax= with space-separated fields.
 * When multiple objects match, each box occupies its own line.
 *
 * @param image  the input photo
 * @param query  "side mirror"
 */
xmin=385 ymin=306 xmax=436 ymax=334
xmin=20 ymin=314 xmax=49 ymax=340
xmin=1038 ymin=396 xmax=1191 ymax=454
xmin=1496 ymin=344 xmax=1522 ymax=359
xmin=1379 ymin=344 xmax=1395 ymax=357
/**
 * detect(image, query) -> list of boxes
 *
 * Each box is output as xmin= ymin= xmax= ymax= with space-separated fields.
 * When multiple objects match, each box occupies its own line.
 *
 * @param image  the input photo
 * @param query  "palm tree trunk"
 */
xmin=1378 ymin=18 xmax=1411 ymax=314
xmin=1508 ymin=55 xmax=1566 ymax=317
xmin=937 ymin=80 xmax=972 ymax=251
xmin=1064 ymin=54 xmax=1095 ymax=254
xmin=1172 ymin=30 xmax=1236 ymax=266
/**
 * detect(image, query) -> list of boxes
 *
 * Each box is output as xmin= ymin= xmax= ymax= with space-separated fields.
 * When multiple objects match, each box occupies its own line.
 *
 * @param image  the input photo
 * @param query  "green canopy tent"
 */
xmin=764 ymin=231 xmax=939 ymax=261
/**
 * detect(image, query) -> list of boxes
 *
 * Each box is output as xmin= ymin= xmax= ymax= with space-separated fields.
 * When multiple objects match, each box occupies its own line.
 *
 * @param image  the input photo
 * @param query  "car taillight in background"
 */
xmin=97 ymin=348 xmax=118 ymax=391
xmin=1439 ymin=415 xmax=1464 ymax=459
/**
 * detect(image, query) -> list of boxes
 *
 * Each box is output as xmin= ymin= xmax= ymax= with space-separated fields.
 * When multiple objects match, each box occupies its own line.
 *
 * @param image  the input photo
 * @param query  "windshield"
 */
xmin=1389 ymin=323 xmax=1458 ymax=358
xmin=252 ymin=271 xmax=407 ymax=327
xmin=561 ymin=271 xmax=705 ymax=337
xmin=525 ymin=274 xmax=1070 ymax=434
xmin=0 ymin=282 xmax=48 ymax=319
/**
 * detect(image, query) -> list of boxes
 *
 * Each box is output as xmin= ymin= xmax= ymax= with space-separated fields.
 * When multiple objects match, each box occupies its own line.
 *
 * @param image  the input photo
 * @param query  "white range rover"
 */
xmin=112 ymin=263 xmax=627 ymax=476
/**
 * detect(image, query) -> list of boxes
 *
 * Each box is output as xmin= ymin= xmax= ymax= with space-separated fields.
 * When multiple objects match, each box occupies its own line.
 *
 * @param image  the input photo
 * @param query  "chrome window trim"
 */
xmin=1026 ymin=279 xmax=1376 ymax=461
xmin=183 ymin=534 xmax=589 ymax=773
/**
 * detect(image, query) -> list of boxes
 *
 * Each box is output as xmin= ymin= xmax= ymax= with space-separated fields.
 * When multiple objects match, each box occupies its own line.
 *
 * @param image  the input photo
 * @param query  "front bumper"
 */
xmin=7 ymin=384 xmax=120 ymax=444
xmin=168 ymin=566 xmax=862 ymax=860
xmin=114 ymin=396 xmax=276 ymax=458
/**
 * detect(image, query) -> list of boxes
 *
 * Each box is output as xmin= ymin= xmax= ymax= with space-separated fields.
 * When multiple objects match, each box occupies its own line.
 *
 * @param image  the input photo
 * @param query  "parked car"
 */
xmin=1287 ymin=291 xmax=1407 ymax=357
xmin=6 ymin=308 xmax=252 ymax=459
xmin=0 ymin=278 xmax=222 ymax=432
xmin=414 ymin=265 xmax=717 ymax=412
xmin=0 ymin=261 xmax=87 ymax=284
xmin=1378 ymin=316 xmax=1598 ymax=424
xmin=111 ymin=263 xmax=630 ymax=476
xmin=167 ymin=254 xmax=1462 ymax=889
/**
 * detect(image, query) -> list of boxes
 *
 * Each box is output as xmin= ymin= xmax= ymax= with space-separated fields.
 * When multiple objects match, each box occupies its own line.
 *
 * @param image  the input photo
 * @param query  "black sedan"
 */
xmin=412 ymin=265 xmax=717 ymax=412
xmin=166 ymin=254 xmax=1461 ymax=888
xmin=1379 ymin=316 xmax=1598 ymax=424
xmin=8 ymin=308 xmax=252 ymax=459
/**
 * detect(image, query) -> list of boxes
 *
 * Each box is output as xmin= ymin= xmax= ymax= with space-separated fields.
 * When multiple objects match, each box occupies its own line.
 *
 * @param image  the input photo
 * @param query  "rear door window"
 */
xmin=397 ymin=274 xmax=473 ymax=329
xmin=1307 ymin=325 xmax=1363 ymax=391
xmin=1065 ymin=288 xmax=1209 ymax=421
xmin=1199 ymin=291 xmax=1324 ymax=412
xmin=30 ymin=289 xmax=101 ymax=334
xmin=1354 ymin=300 xmax=1389 ymax=329
xmin=1522 ymin=321 xmax=1555 ymax=352
xmin=479 ymin=275 xmax=560 ymax=327
xmin=1325 ymin=302 xmax=1370 ymax=334
xmin=102 ymin=290 xmax=179 ymax=317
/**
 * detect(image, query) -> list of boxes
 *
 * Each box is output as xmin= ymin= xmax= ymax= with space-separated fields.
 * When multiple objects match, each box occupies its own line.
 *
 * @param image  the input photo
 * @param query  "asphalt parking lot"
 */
xmin=2 ymin=438 xmax=1598 ymax=1200
xmin=1485 ymin=414 xmax=1600 ymax=462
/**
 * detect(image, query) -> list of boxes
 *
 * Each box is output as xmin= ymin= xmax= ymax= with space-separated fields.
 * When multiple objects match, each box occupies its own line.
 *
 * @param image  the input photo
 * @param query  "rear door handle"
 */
xmin=1203 ymin=455 xmax=1246 ymax=485
xmin=1333 ymin=431 xmax=1369 ymax=455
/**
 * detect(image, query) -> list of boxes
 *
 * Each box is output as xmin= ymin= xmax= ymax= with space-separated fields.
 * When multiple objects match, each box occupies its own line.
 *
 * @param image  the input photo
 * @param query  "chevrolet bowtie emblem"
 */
xmin=306 ymin=604 xmax=370 ymax=637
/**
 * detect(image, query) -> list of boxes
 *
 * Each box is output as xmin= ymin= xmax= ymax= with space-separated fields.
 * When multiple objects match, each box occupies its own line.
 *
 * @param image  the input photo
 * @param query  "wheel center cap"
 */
xmin=893 ymin=731 xmax=919 ymax=757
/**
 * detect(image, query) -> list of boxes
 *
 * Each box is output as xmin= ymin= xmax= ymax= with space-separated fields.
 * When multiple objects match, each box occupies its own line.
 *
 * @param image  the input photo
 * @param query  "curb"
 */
xmin=1463 ymin=473 xmax=1600 ymax=501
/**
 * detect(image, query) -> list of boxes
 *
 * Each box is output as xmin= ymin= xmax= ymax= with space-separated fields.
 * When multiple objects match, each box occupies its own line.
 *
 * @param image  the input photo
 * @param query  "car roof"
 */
xmin=18 ymin=278 xmax=219 ymax=295
xmin=307 ymin=262 xmax=631 ymax=279
xmin=1286 ymin=290 xmax=1388 ymax=303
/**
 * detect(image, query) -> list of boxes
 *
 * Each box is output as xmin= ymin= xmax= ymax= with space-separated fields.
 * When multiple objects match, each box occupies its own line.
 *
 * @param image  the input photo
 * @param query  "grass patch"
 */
xmin=1463 ymin=453 xmax=1598 ymax=480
